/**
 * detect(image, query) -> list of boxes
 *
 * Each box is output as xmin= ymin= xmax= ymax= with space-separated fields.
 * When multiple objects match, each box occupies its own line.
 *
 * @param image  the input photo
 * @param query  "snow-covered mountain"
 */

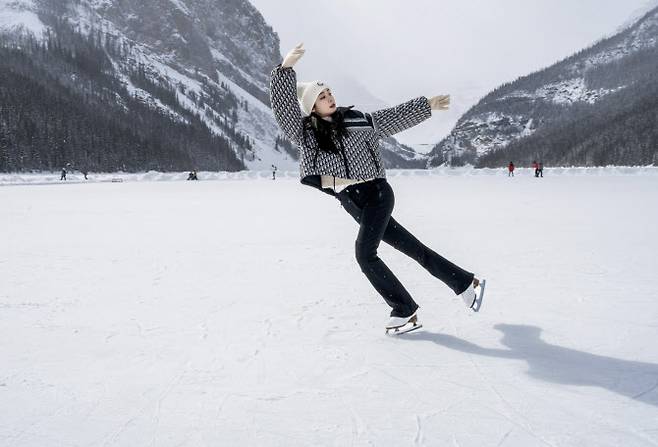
xmin=1 ymin=0 xmax=286 ymax=170
xmin=617 ymin=0 xmax=658 ymax=32
xmin=0 ymin=0 xmax=45 ymax=35
xmin=427 ymin=6 xmax=658 ymax=167
xmin=0 ymin=0 xmax=425 ymax=172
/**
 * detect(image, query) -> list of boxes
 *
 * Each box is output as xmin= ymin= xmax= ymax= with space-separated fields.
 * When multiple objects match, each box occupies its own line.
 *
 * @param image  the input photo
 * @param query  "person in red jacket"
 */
xmin=532 ymin=160 xmax=539 ymax=177
xmin=508 ymin=161 xmax=515 ymax=177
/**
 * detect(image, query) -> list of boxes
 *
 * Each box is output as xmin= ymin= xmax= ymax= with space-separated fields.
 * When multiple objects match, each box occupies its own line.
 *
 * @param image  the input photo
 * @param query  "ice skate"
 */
xmin=460 ymin=277 xmax=486 ymax=312
xmin=385 ymin=312 xmax=422 ymax=335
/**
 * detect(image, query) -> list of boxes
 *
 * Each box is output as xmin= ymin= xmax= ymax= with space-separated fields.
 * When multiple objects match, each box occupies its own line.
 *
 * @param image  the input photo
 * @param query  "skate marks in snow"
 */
xmin=401 ymin=324 xmax=658 ymax=407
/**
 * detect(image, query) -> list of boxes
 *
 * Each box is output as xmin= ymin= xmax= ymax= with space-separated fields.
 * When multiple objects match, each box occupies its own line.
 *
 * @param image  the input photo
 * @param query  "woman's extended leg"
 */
xmin=338 ymin=180 xmax=474 ymax=300
xmin=382 ymin=216 xmax=474 ymax=295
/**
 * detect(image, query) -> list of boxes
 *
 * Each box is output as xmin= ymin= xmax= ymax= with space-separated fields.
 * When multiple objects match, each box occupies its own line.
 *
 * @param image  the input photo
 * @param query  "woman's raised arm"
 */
xmin=370 ymin=96 xmax=432 ymax=139
xmin=370 ymin=94 xmax=450 ymax=139
xmin=269 ymin=43 xmax=306 ymax=145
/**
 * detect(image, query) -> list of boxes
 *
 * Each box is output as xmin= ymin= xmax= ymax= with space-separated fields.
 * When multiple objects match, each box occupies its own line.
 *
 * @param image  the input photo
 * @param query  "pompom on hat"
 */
xmin=296 ymin=80 xmax=331 ymax=116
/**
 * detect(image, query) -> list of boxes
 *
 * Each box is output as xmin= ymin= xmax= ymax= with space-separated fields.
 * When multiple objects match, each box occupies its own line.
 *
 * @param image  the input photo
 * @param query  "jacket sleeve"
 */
xmin=370 ymin=96 xmax=432 ymax=139
xmin=270 ymin=64 xmax=304 ymax=145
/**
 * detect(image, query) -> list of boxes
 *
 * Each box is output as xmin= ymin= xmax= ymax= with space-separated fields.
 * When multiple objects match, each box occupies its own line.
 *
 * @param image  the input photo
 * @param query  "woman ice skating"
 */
xmin=270 ymin=43 xmax=485 ymax=334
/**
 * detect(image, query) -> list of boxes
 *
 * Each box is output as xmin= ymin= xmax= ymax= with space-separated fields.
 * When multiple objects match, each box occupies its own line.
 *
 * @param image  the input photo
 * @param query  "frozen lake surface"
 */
xmin=1 ymin=170 xmax=657 ymax=446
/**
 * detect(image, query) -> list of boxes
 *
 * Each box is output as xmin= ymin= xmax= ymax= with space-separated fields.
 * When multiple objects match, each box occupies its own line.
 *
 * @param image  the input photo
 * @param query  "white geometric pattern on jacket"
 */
xmin=269 ymin=65 xmax=432 ymax=193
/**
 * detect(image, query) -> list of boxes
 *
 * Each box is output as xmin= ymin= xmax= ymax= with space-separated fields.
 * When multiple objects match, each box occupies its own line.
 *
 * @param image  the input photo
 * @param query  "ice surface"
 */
xmin=1 ymin=170 xmax=657 ymax=446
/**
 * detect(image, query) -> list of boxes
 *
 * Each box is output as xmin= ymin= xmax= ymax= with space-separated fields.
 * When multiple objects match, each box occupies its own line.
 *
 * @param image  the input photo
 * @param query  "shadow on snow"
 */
xmin=402 ymin=324 xmax=658 ymax=407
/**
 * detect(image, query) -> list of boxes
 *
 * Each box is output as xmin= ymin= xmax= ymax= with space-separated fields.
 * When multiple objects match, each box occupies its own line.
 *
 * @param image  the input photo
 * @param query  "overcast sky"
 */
xmin=249 ymin=0 xmax=656 ymax=147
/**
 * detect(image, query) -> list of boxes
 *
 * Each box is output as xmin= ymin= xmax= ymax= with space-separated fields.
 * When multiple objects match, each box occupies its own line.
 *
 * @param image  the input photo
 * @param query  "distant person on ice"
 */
xmin=532 ymin=160 xmax=539 ymax=177
xmin=538 ymin=161 xmax=544 ymax=178
xmin=60 ymin=167 xmax=67 ymax=181
xmin=271 ymin=164 xmax=277 ymax=180
xmin=270 ymin=43 xmax=485 ymax=334
xmin=508 ymin=161 xmax=515 ymax=177
xmin=187 ymin=170 xmax=198 ymax=181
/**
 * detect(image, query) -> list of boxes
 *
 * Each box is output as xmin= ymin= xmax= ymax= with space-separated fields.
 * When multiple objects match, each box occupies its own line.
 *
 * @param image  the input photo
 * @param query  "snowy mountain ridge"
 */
xmin=67 ymin=0 xmax=285 ymax=170
xmin=616 ymin=0 xmax=658 ymax=32
xmin=427 ymin=6 xmax=658 ymax=167
xmin=0 ymin=0 xmax=285 ymax=169
xmin=573 ymin=7 xmax=658 ymax=73
xmin=0 ymin=0 xmax=45 ymax=35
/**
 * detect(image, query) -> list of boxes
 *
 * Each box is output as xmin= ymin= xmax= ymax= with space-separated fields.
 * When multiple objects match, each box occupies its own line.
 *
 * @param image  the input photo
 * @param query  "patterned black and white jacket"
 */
xmin=270 ymin=65 xmax=432 ymax=196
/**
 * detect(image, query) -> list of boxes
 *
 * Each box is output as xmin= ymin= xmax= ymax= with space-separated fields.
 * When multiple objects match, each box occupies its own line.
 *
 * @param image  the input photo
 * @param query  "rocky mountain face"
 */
xmin=43 ymin=0 xmax=280 ymax=103
xmin=0 ymin=0 xmax=424 ymax=172
xmin=427 ymin=6 xmax=658 ymax=168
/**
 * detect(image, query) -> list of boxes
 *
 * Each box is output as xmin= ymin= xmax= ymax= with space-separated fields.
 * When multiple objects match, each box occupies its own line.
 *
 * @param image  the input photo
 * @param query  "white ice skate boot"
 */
xmin=385 ymin=311 xmax=422 ymax=335
xmin=460 ymin=277 xmax=486 ymax=312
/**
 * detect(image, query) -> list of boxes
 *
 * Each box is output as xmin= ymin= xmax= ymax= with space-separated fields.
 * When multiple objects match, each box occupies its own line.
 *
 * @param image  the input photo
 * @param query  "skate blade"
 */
xmin=472 ymin=279 xmax=487 ymax=312
xmin=386 ymin=322 xmax=423 ymax=336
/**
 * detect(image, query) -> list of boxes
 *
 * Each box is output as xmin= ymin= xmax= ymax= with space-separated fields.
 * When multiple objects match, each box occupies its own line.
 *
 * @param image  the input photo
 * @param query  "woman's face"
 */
xmin=312 ymin=88 xmax=336 ymax=117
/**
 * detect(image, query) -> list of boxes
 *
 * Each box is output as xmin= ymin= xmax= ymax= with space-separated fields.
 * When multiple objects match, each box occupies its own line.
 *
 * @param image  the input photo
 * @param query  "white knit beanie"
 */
xmin=296 ymin=80 xmax=330 ymax=116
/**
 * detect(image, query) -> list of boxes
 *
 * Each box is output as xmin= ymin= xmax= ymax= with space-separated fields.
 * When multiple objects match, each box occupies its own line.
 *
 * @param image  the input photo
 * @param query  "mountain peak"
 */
xmin=0 ymin=0 xmax=46 ymax=35
xmin=617 ymin=1 xmax=658 ymax=32
xmin=427 ymin=7 xmax=658 ymax=168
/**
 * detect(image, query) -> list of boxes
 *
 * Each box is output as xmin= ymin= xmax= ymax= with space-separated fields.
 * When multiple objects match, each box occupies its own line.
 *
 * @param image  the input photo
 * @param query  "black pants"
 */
xmin=337 ymin=178 xmax=474 ymax=317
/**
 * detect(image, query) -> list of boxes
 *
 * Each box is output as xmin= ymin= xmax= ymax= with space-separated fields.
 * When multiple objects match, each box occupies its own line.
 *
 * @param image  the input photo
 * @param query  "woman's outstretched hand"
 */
xmin=282 ymin=43 xmax=305 ymax=68
xmin=428 ymin=95 xmax=450 ymax=111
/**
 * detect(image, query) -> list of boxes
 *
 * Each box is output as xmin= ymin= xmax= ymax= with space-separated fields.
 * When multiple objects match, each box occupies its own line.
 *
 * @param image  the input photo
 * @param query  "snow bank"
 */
xmin=2 ymin=166 xmax=657 ymax=186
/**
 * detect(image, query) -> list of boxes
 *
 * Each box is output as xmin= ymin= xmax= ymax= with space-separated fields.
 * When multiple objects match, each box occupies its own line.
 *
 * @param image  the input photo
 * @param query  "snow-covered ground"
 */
xmin=1 ymin=171 xmax=657 ymax=446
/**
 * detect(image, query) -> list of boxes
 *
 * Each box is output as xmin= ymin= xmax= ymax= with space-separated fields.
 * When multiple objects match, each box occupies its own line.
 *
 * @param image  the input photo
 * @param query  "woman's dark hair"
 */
xmin=302 ymin=107 xmax=353 ymax=154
